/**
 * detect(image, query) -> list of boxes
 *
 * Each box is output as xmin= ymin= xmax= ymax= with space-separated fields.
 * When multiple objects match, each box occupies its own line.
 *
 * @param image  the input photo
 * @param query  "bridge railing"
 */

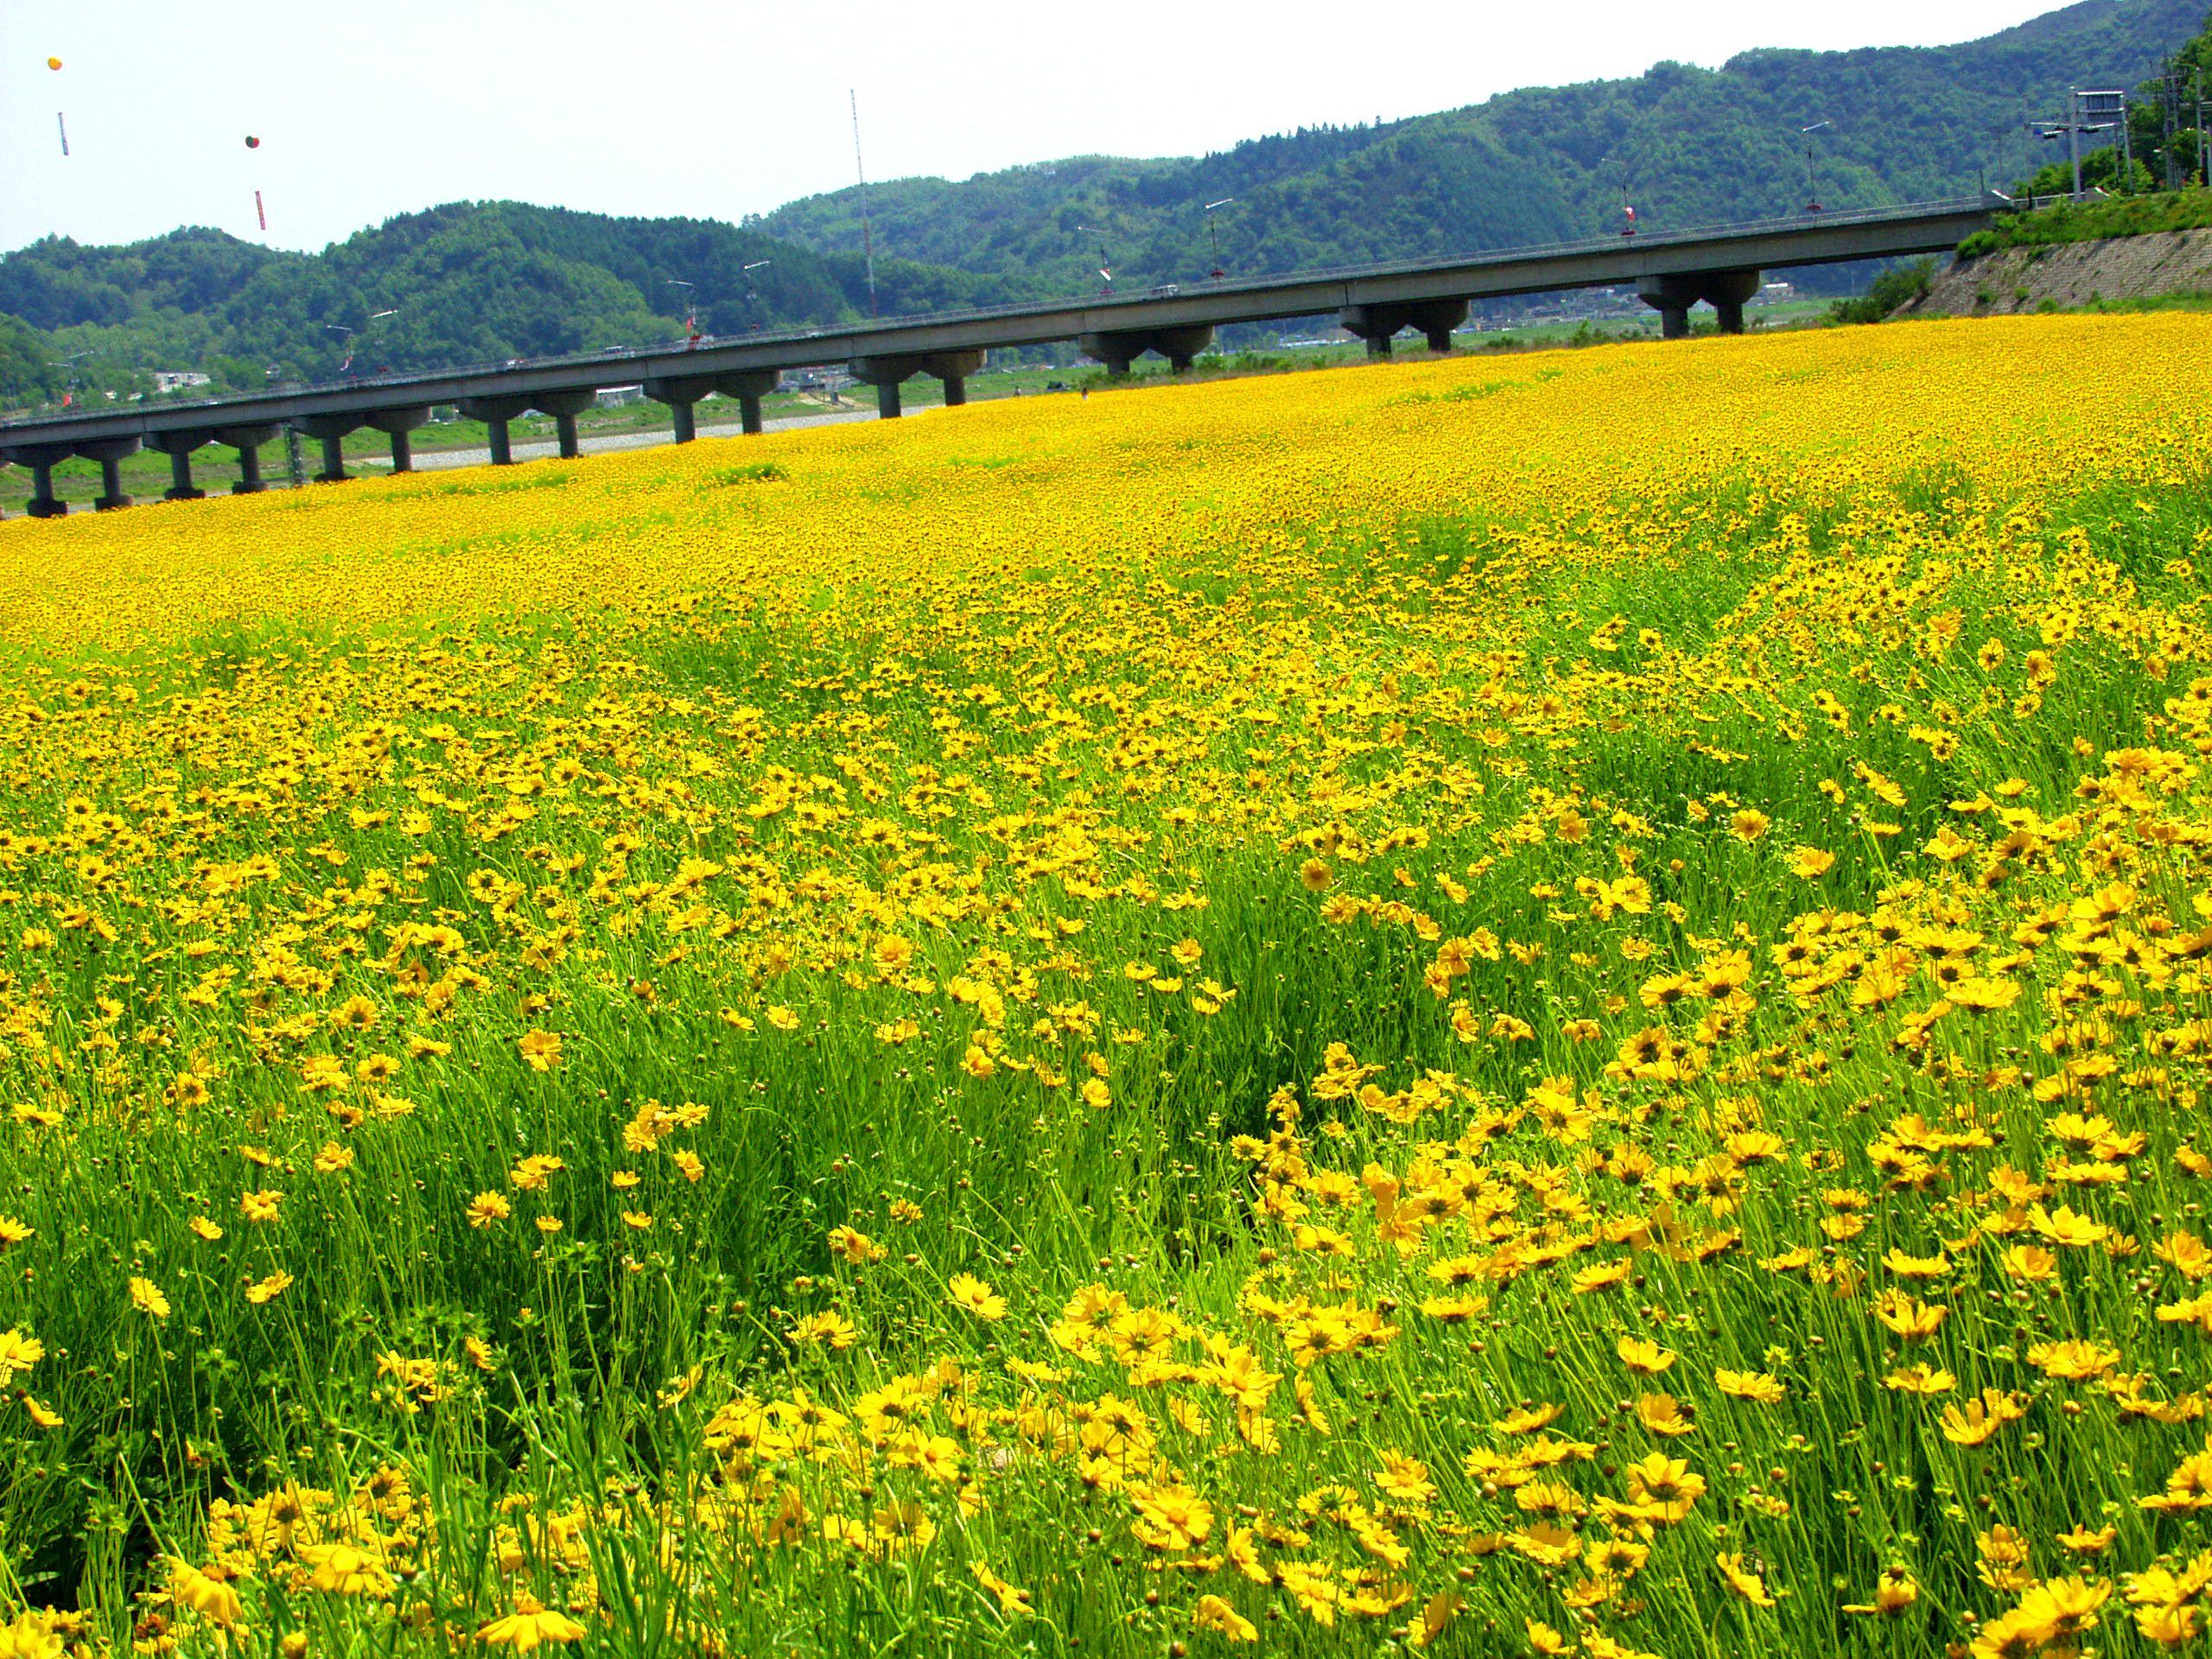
xmin=0 ymin=194 xmax=2007 ymax=432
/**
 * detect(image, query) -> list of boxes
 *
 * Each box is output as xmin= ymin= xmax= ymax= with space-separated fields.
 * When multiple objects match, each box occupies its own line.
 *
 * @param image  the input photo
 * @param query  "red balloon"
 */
xmin=245 ymin=135 xmax=260 ymax=149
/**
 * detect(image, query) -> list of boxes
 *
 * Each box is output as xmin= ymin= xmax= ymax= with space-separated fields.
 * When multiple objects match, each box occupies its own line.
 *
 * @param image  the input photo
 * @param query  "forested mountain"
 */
xmin=1 ymin=0 xmax=2204 ymax=410
xmin=0 ymin=204 xmax=1041 ymax=405
xmin=758 ymin=0 xmax=2207 ymax=290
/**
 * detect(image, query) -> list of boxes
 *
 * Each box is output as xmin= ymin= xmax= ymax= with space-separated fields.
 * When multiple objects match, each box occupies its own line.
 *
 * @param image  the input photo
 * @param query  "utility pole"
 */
xmin=2158 ymin=57 xmax=2177 ymax=191
xmin=2071 ymin=87 xmax=2083 ymax=198
xmin=2166 ymin=58 xmax=2180 ymax=192
xmin=850 ymin=91 xmax=878 ymax=318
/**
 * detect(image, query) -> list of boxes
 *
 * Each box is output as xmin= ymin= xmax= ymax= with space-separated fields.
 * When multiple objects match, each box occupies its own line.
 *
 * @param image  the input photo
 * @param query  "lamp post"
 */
xmin=1203 ymin=198 xmax=1234 ymax=279
xmin=1079 ymin=225 xmax=1113 ymax=294
xmin=742 ymin=260 xmax=772 ymax=333
xmin=1800 ymin=121 xmax=1831 ymax=211
xmin=46 ymin=348 xmax=91 ymax=410
xmin=1599 ymin=156 xmax=1636 ymax=236
xmin=327 ymin=309 xmax=397 ymax=377
xmin=667 ymin=279 xmax=699 ymax=345
xmin=365 ymin=309 xmax=398 ymax=374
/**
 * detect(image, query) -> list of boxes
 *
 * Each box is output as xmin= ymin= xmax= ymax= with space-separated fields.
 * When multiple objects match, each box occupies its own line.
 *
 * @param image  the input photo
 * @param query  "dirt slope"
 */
xmin=1899 ymin=226 xmax=2212 ymax=316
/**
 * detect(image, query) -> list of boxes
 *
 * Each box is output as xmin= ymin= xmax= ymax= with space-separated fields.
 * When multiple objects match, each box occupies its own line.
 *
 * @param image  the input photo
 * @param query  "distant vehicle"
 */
xmin=1151 ymin=283 xmax=1180 ymax=296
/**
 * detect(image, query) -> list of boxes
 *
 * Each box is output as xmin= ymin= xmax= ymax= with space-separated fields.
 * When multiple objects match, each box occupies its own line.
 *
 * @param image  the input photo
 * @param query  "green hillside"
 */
xmin=0 ymin=205 xmax=1041 ymax=406
xmin=758 ymin=0 xmax=2209 ymax=292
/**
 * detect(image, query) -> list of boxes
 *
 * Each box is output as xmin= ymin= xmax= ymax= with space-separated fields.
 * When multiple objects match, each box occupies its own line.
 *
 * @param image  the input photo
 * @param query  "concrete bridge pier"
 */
xmin=366 ymin=407 xmax=432 ymax=474
xmin=77 ymin=437 xmax=141 ymax=510
xmin=1637 ymin=275 xmax=1699 ymax=340
xmin=1701 ymin=269 xmax=1763 ymax=336
xmin=1154 ymin=327 xmax=1212 ymax=372
xmin=214 ymin=424 xmax=280 ymax=493
xmin=2 ymin=442 xmax=73 ymax=518
xmin=144 ymin=430 xmax=209 ymax=500
xmin=532 ymin=391 xmax=597 ymax=460
xmin=295 ymin=414 xmax=363 ymax=483
xmin=1150 ymin=326 xmax=1213 ymax=372
xmin=643 ymin=374 xmax=718 ymax=443
xmin=921 ymin=351 xmax=985 ymax=407
xmin=458 ymin=397 xmax=531 ymax=466
xmin=719 ymin=371 xmax=778 ymax=435
xmin=1075 ymin=334 xmax=1135 ymax=376
xmin=24 ymin=459 xmax=61 ymax=516
xmin=1638 ymin=269 xmax=1763 ymax=339
xmin=849 ymin=356 xmax=919 ymax=418
xmin=1340 ymin=298 xmax=1469 ymax=357
xmin=645 ymin=372 xmax=781 ymax=439
xmin=1077 ymin=326 xmax=1215 ymax=375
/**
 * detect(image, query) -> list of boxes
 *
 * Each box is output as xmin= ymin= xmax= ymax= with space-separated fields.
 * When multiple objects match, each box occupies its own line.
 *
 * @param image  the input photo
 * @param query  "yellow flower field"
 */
xmin=0 ymin=313 xmax=2209 ymax=1657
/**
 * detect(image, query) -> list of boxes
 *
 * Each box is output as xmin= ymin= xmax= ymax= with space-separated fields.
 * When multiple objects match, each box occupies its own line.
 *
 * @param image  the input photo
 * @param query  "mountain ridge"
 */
xmin=754 ymin=0 xmax=2205 ymax=290
xmin=1 ymin=0 xmax=2203 ymax=406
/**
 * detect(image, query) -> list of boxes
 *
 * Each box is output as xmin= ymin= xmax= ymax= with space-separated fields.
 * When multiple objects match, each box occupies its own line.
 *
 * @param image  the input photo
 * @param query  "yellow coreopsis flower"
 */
xmin=1788 ymin=845 xmax=1835 ymax=878
xmin=1616 ymin=1335 xmax=1675 ymax=1374
xmin=0 ymin=1328 xmax=44 ymax=1385
xmin=947 ymin=1272 xmax=1007 ymax=1321
xmin=1193 ymin=1594 xmax=1257 ymax=1643
xmin=479 ymin=1594 xmax=588 ymax=1649
xmin=1713 ymin=1369 xmax=1786 ymax=1403
xmin=168 ymin=1559 xmax=242 ymax=1627
xmin=1717 ymin=1552 xmax=1776 ymax=1607
xmin=1842 ymin=1569 xmax=1918 ymax=1616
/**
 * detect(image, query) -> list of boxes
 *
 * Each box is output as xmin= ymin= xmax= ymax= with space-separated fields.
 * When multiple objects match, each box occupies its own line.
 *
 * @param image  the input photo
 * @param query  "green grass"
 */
xmin=3 ymin=417 xmax=2209 ymax=1656
xmin=1958 ymin=185 xmax=2212 ymax=256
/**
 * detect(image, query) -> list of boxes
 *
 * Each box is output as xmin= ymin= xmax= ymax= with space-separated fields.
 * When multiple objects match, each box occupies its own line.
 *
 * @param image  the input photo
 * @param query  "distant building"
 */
xmin=597 ymin=385 xmax=644 ymax=407
xmin=153 ymin=371 xmax=212 ymax=393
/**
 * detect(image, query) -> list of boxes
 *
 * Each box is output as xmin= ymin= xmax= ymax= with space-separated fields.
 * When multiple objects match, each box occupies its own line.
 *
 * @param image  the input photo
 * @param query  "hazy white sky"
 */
xmin=3 ymin=0 xmax=2050 ymax=254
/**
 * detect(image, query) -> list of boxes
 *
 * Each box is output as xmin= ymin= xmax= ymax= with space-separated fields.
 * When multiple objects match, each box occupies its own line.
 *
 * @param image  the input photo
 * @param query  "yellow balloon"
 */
xmin=47 ymin=57 xmax=62 ymax=70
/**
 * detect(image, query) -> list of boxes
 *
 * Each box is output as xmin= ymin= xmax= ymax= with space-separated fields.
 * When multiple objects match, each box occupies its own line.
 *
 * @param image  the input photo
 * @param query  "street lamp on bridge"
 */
xmin=1599 ymin=156 xmax=1635 ymax=236
xmin=742 ymin=260 xmax=772 ymax=333
xmin=45 ymin=348 xmax=91 ymax=410
xmin=327 ymin=310 xmax=397 ymax=378
xmin=1801 ymin=122 xmax=1832 ymax=212
xmin=1079 ymin=226 xmax=1113 ymax=294
xmin=666 ymin=280 xmax=701 ymax=346
xmin=1204 ymin=198 xmax=1235 ymax=279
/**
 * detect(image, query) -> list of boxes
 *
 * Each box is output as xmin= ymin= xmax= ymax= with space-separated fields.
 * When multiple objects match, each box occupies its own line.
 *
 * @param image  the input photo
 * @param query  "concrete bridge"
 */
xmin=0 ymin=195 xmax=2002 ymax=518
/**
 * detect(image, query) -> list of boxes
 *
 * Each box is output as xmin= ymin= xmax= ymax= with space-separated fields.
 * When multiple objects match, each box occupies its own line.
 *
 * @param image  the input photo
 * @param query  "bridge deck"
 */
xmin=0 ymin=197 xmax=2001 ymax=450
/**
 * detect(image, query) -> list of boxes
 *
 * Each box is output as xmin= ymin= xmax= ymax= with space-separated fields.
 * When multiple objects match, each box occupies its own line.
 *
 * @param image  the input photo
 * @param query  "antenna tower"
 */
xmin=851 ymin=90 xmax=878 ymax=317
